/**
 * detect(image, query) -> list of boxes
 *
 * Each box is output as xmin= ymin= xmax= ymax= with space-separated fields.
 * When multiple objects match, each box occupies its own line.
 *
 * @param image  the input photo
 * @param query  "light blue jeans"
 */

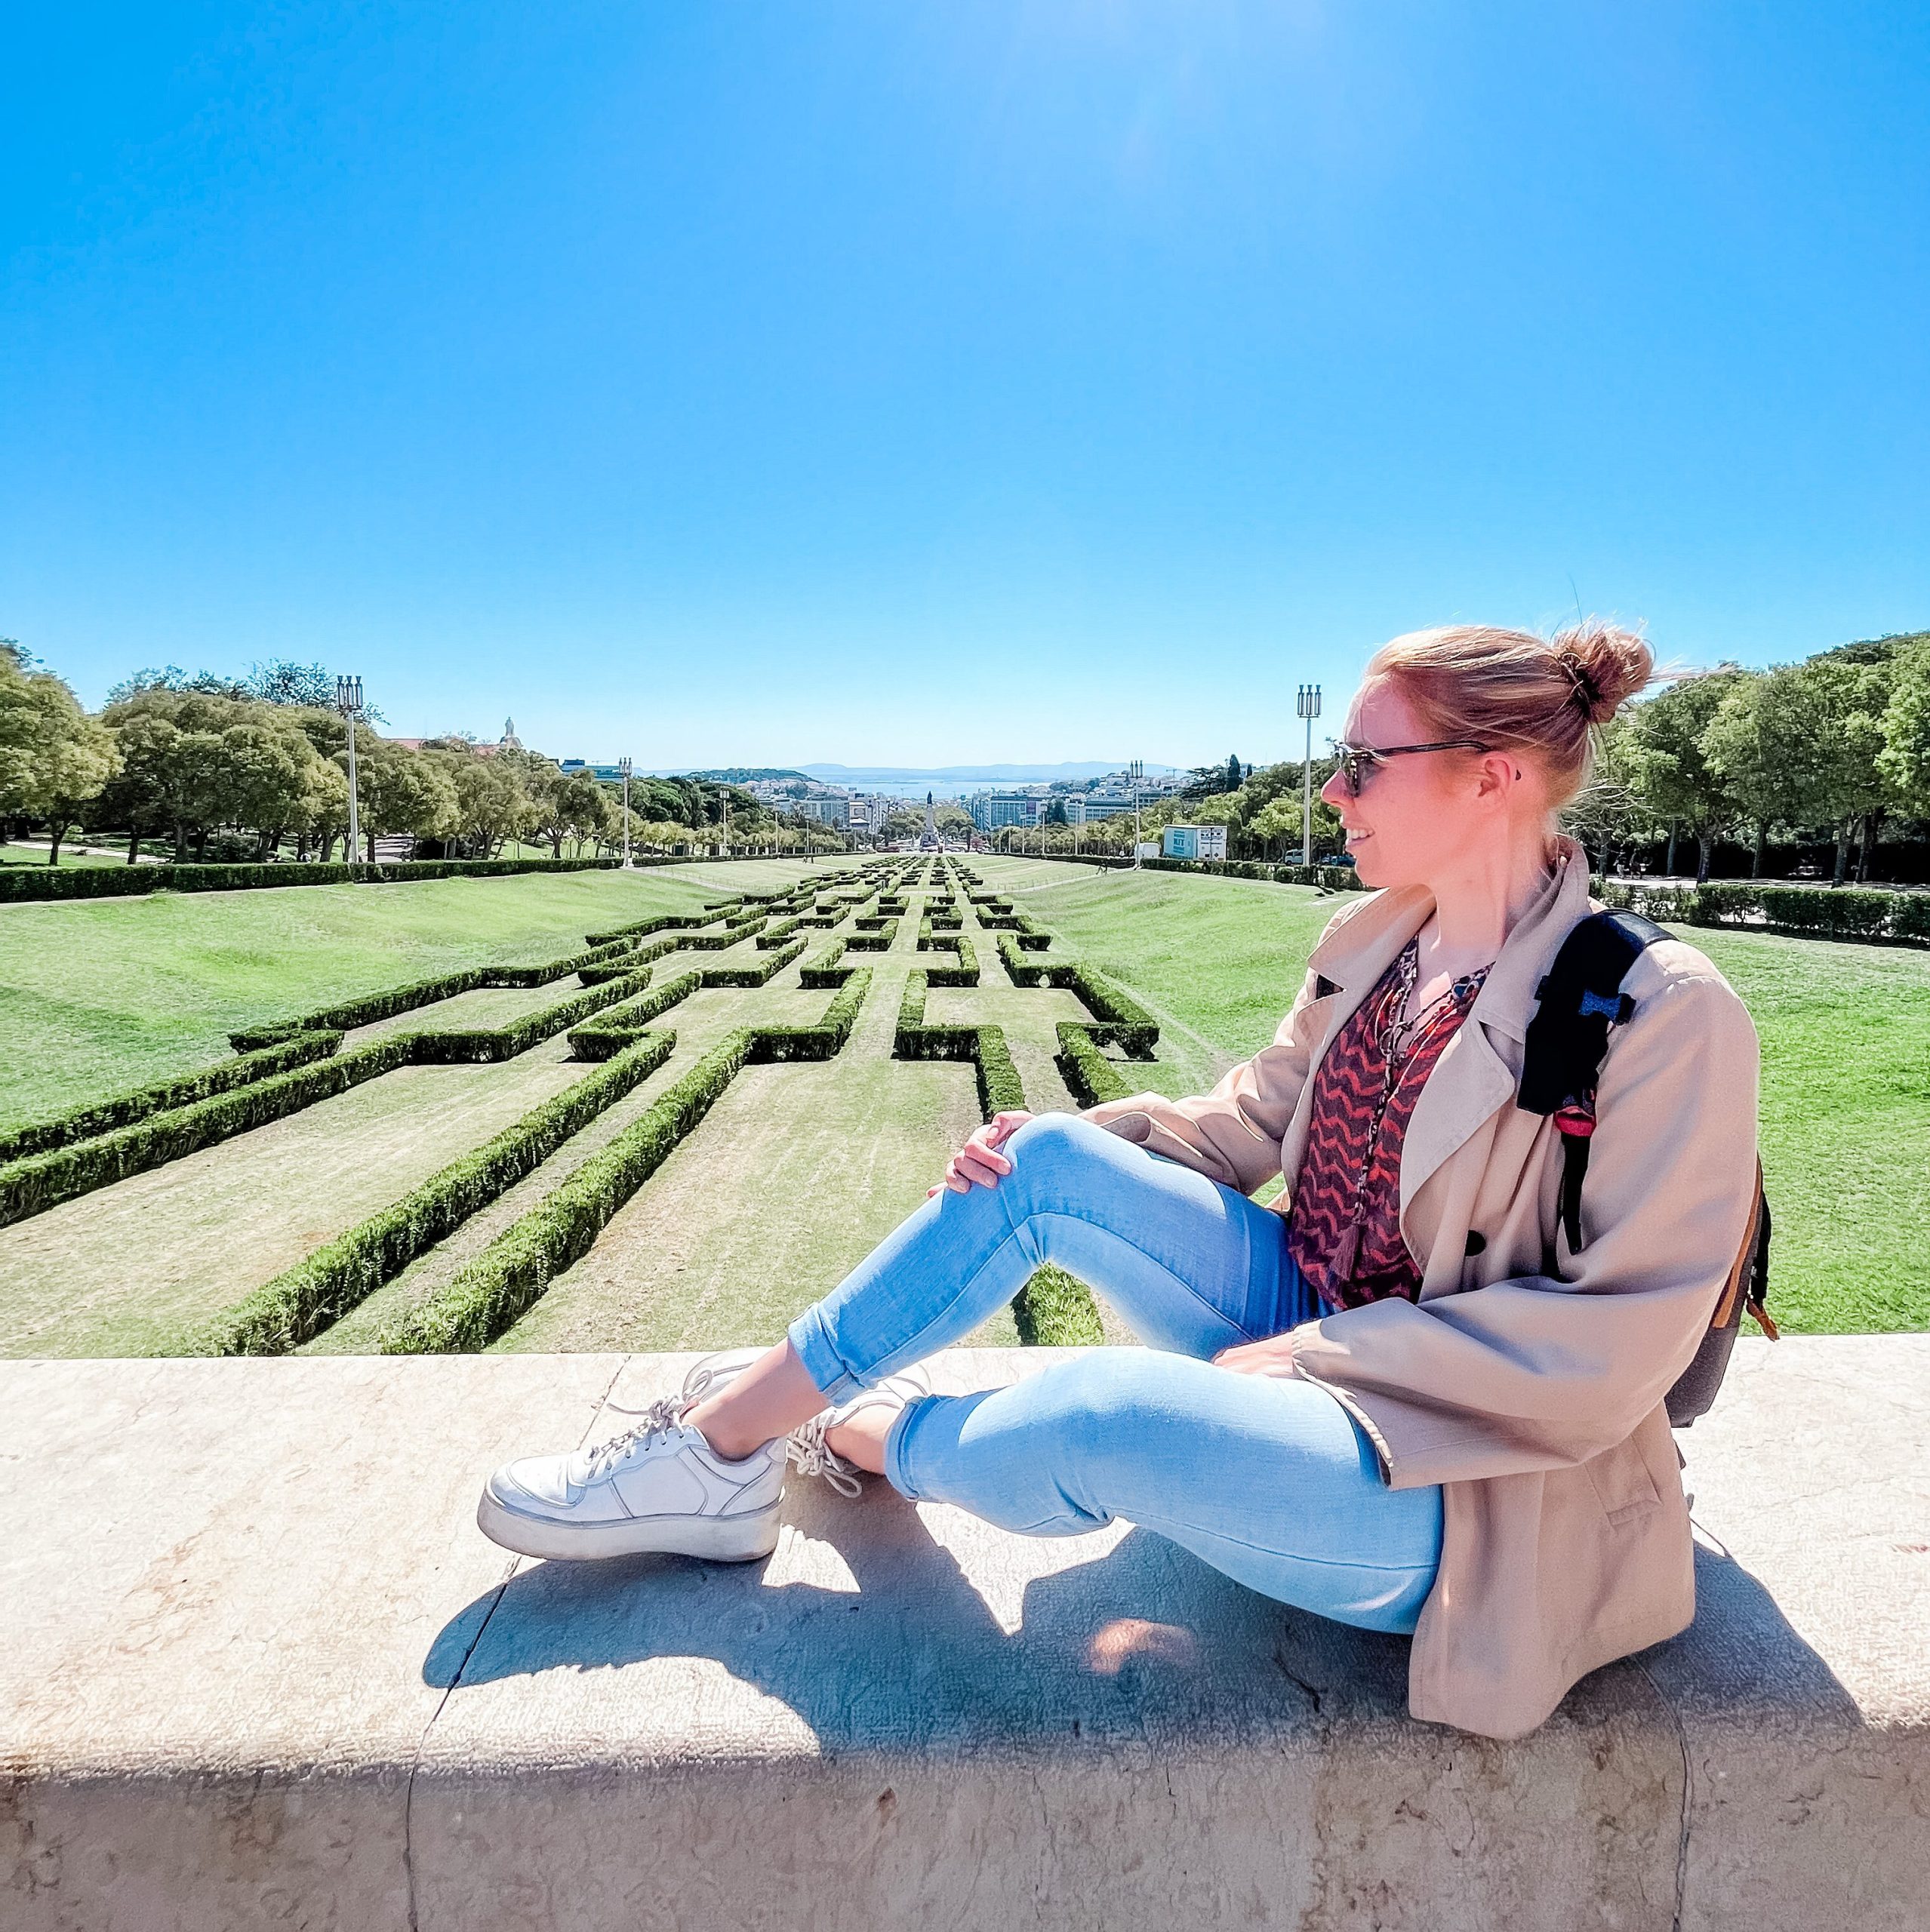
xmin=787 ymin=1112 xmax=1443 ymax=1635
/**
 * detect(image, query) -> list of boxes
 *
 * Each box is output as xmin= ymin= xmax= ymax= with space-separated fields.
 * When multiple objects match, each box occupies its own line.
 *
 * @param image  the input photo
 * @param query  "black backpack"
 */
xmin=1518 ymin=910 xmax=1775 ymax=1427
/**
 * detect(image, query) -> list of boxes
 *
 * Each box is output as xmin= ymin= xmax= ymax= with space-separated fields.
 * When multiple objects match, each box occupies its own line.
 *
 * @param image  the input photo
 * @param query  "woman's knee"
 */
xmin=1002 ymin=1109 xmax=1117 ymax=1174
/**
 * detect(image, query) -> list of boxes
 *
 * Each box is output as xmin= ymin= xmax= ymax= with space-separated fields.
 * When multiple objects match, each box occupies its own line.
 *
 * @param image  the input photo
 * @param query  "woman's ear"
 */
xmin=1473 ymin=752 xmax=1520 ymax=802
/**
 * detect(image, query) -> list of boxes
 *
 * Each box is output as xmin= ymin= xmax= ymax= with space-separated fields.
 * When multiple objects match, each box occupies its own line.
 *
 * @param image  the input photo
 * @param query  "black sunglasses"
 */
xmin=1331 ymin=738 xmax=1491 ymax=796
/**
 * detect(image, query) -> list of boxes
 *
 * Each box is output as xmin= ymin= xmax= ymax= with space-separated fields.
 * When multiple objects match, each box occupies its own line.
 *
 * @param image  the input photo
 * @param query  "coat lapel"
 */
xmin=1396 ymin=843 xmax=1596 ymax=1232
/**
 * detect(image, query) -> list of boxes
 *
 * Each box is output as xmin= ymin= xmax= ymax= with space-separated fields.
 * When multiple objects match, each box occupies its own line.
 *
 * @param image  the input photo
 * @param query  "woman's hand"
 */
xmin=1211 ymin=1334 xmax=1301 ymax=1379
xmin=931 ymin=1109 xmax=1034 ymax=1195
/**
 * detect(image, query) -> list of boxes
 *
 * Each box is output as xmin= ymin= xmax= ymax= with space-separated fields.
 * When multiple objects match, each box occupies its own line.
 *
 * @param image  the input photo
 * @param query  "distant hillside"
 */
xmin=800 ymin=761 xmax=1183 ymax=784
xmin=680 ymin=768 xmax=812 ymax=783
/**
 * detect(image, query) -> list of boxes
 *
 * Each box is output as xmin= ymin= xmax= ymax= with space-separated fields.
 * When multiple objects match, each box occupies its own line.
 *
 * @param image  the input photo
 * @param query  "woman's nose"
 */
xmin=1319 ymin=770 xmax=1348 ymax=807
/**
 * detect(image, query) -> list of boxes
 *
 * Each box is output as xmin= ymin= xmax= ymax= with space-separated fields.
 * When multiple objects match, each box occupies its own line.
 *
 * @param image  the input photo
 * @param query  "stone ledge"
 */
xmin=1 ymin=1338 xmax=1924 ymax=1931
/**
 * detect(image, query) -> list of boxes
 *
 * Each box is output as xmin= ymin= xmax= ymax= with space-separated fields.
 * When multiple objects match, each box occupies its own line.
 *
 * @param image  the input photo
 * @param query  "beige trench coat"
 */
xmin=1083 ymin=838 xmax=1762 ymax=1739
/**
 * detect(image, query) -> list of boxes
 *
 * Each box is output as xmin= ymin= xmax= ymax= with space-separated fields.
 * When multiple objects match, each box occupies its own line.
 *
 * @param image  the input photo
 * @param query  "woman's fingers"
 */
xmin=1212 ymin=1336 xmax=1300 ymax=1378
xmin=929 ymin=1109 xmax=1034 ymax=1197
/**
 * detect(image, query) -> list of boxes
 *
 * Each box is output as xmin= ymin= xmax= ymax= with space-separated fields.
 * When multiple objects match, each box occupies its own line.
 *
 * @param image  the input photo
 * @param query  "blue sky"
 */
xmin=4 ymin=3 xmax=1925 ymax=769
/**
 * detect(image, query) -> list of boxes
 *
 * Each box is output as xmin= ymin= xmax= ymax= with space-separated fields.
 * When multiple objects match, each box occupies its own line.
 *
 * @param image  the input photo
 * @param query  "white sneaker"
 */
xmin=477 ymin=1349 xmax=785 ymax=1562
xmin=784 ymin=1365 xmax=933 ymax=1499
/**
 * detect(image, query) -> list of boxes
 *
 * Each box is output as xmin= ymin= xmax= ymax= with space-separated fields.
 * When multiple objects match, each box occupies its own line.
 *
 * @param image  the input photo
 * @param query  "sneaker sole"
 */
xmin=476 ymin=1488 xmax=782 ymax=1564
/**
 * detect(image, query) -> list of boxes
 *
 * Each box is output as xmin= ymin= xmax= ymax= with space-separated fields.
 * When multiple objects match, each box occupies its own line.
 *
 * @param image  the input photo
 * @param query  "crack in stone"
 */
xmin=399 ymin=1353 xmax=632 ymax=1932
xmin=1635 ymin=1655 xmax=1695 ymax=1932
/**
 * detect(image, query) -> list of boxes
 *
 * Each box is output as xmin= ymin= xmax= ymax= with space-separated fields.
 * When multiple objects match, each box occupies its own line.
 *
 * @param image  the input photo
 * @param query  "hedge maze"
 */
xmin=0 ymin=855 xmax=1166 ymax=1358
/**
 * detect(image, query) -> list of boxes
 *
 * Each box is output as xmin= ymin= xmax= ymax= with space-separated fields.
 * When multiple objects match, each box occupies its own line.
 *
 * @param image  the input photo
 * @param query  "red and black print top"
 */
xmin=1286 ymin=940 xmax=1491 ymax=1312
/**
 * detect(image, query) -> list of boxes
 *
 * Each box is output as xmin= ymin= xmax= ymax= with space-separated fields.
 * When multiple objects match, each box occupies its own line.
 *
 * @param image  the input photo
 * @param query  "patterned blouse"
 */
xmin=1286 ymin=940 xmax=1491 ymax=1312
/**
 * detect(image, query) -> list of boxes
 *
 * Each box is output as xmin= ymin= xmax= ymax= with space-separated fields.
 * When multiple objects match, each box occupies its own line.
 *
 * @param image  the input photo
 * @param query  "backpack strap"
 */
xmin=1518 ymin=909 xmax=1670 ymax=1258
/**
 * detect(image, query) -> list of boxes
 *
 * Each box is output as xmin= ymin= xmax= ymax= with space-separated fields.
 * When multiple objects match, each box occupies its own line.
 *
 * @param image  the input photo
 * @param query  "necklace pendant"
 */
xmin=1328 ymin=1220 xmax=1362 ymax=1290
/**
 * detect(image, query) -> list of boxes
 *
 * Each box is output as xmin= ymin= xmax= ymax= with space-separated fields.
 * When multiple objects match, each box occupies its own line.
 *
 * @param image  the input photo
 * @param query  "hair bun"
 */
xmin=1552 ymin=620 xmax=1651 ymax=724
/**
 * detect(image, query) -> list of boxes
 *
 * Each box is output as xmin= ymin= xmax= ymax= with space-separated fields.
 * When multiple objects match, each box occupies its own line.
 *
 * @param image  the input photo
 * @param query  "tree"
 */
xmin=1564 ymin=712 xmax=1655 ymax=878
xmin=95 ymin=712 xmax=183 ymax=861
xmin=1224 ymin=753 xmax=1243 ymax=794
xmin=214 ymin=722 xmax=316 ymax=858
xmin=0 ymin=645 xmax=120 ymax=863
xmin=247 ymin=661 xmax=340 ymax=710
xmin=432 ymin=750 xmax=534 ymax=857
xmin=355 ymin=742 xmax=458 ymax=862
xmin=295 ymin=755 xmax=351 ymax=862
xmin=1625 ymin=670 xmax=1745 ymax=881
xmin=1245 ymin=796 xmax=1301 ymax=860
xmin=1700 ymin=669 xmax=1809 ymax=878
xmin=1784 ymin=656 xmax=1897 ymax=884
xmin=1876 ymin=638 xmax=1930 ymax=823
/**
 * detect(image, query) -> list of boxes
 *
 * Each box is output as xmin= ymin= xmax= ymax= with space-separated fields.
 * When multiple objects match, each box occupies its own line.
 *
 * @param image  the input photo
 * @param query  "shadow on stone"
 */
xmin=422 ymin=1481 xmax=1437 ymax=1753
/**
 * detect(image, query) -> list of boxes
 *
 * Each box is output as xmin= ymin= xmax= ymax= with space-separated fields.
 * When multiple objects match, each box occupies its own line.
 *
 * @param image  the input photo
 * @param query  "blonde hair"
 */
xmin=1364 ymin=620 xmax=1652 ymax=808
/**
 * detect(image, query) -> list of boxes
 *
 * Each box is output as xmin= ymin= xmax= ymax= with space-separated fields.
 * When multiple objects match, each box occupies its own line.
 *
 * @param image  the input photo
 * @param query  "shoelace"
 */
xmin=784 ymin=1414 xmax=865 ymax=1499
xmin=580 ymin=1359 xmax=740 ymax=1478
xmin=581 ymin=1393 xmax=689 ymax=1478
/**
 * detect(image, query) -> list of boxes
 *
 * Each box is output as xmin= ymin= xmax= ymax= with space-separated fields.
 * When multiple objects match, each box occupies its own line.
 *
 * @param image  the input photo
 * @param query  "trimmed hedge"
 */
xmin=799 ymin=939 xmax=852 ymax=986
xmin=755 ymin=918 xmax=802 ymax=947
xmin=845 ymin=920 xmax=899 ymax=951
xmin=405 ymin=964 xmax=656 ymax=1062
xmin=893 ymin=971 xmax=1025 ymax=1115
xmin=583 ymin=912 xmax=712 ymax=946
xmin=747 ymin=967 xmax=872 ymax=1062
xmin=924 ymin=934 xmax=980 ymax=987
xmin=1594 ymin=878 xmax=1930 ymax=947
xmin=993 ymin=937 xmax=1159 ymax=1054
xmin=701 ymin=937 xmax=807 ymax=987
xmin=186 ymin=1032 xmax=679 ymax=1356
xmin=1055 ymin=1022 xmax=1132 ymax=1106
xmin=384 ymin=1029 xmax=759 ymax=1352
xmin=230 ymin=968 xmax=486 ymax=1050
xmin=1012 ymin=1263 xmax=1107 ymax=1347
xmin=0 ymin=1032 xmax=343 ymax=1164
xmin=487 ymin=937 xmax=639 ymax=988
xmin=997 ymin=931 xmax=1045 ymax=985
xmin=568 ymin=971 xmax=703 ymax=1060
xmin=0 ymin=1035 xmax=412 ymax=1228
xmin=1055 ymin=962 xmax=1159 ymax=1056
xmin=0 ymin=853 xmax=670 ymax=906
xmin=383 ymin=971 xmax=876 ymax=1352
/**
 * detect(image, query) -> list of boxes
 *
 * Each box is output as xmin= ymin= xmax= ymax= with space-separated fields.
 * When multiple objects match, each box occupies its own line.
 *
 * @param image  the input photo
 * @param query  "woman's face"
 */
xmin=1319 ymin=678 xmax=1512 ymax=890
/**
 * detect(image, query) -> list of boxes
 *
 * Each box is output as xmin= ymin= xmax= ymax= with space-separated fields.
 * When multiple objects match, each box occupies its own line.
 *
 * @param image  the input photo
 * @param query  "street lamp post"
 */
xmin=335 ymin=675 xmax=364 ymax=873
xmin=1130 ymin=758 xmax=1145 ymax=870
xmin=1296 ymin=684 xmax=1322 ymax=869
xmin=618 ymin=757 xmax=633 ymax=869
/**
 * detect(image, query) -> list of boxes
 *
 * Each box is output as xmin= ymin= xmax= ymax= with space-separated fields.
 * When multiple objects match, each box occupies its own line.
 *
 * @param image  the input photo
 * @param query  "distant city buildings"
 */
xmin=963 ymin=768 xmax=1187 ymax=832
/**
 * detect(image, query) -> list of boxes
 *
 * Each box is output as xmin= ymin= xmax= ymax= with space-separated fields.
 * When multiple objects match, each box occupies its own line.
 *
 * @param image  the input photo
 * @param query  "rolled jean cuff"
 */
xmin=882 ymin=1392 xmax=943 ymax=1500
xmin=785 ymin=1304 xmax=870 ymax=1407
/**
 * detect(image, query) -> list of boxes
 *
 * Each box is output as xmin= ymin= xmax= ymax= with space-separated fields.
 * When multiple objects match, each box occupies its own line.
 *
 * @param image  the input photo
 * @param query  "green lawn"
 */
xmin=0 ymin=858 xmax=825 ymax=1131
xmin=977 ymin=855 xmax=1930 ymax=1336
xmin=1 ymin=853 xmax=1921 ymax=1345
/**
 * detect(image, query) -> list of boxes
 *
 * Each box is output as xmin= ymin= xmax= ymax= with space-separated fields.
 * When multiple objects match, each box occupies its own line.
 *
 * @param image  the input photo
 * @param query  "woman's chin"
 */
xmin=1344 ymin=836 xmax=1385 ymax=885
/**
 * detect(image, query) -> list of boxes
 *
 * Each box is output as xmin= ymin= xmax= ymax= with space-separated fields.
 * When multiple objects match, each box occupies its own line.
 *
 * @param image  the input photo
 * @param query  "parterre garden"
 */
xmin=1 ymin=854 xmax=1924 ymax=1357
xmin=0 ymin=857 xmax=1168 ymax=1359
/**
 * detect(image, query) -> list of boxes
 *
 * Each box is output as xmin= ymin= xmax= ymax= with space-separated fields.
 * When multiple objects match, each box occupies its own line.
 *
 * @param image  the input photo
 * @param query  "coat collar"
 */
xmin=1301 ymin=841 xmax=1598 ymax=1244
xmin=1305 ymin=838 xmax=1594 ymax=1039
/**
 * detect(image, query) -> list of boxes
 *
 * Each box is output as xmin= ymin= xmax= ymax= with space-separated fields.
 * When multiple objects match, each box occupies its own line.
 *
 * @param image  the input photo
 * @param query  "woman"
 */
xmin=478 ymin=620 xmax=1761 ymax=1740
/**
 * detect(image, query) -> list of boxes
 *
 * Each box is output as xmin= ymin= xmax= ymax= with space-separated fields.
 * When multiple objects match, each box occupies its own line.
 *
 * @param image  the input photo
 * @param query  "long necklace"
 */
xmin=1325 ymin=940 xmax=1489 ymax=1291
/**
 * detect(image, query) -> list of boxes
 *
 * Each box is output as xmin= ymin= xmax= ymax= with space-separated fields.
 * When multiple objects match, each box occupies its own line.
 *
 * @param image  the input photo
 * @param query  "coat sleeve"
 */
xmin=1079 ymin=962 xmax=1331 ymax=1198
xmin=1285 ymin=964 xmax=1762 ymax=1489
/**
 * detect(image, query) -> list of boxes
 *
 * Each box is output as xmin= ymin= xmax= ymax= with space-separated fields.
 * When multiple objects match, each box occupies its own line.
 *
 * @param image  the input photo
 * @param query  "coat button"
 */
xmin=1464 ymin=1231 xmax=1487 ymax=1256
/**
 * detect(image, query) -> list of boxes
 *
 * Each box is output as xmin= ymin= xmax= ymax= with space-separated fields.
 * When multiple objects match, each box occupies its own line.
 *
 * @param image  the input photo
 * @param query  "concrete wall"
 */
xmin=2 ymin=1340 xmax=1924 ymax=1930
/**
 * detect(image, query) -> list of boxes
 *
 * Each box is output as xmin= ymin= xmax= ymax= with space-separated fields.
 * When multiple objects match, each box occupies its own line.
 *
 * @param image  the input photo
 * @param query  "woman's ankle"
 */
xmin=824 ymin=1407 xmax=893 ymax=1475
xmin=684 ymin=1340 xmax=828 ymax=1460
